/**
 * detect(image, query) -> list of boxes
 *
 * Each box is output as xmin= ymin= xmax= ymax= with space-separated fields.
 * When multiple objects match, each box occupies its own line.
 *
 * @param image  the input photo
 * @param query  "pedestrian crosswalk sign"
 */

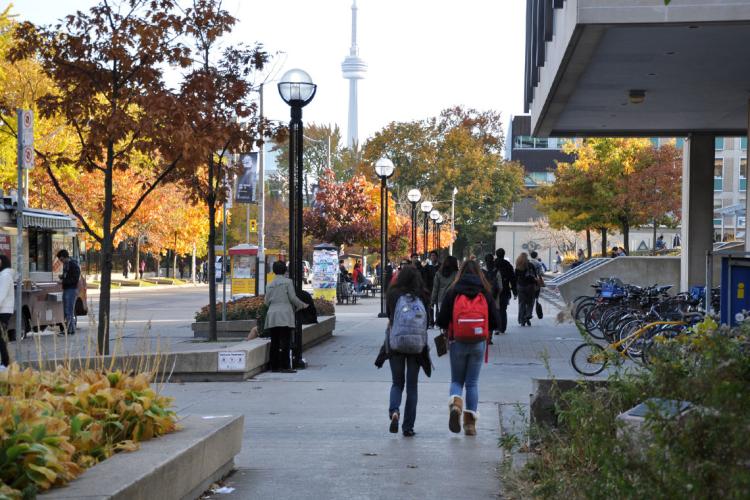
xmin=250 ymin=219 xmax=257 ymax=232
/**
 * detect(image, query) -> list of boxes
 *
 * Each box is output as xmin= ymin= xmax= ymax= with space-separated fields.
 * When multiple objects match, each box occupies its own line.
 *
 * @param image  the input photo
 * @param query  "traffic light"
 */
xmin=250 ymin=219 xmax=257 ymax=232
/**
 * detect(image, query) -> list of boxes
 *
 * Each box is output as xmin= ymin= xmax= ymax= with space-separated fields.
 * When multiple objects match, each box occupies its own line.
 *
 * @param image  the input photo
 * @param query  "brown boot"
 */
xmin=449 ymin=396 xmax=463 ymax=433
xmin=463 ymin=411 xmax=477 ymax=436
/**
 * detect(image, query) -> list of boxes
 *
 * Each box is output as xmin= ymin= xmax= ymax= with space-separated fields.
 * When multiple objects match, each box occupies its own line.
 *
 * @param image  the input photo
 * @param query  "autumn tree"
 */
xmin=364 ymin=107 xmax=523 ymax=257
xmin=303 ymin=170 xmax=378 ymax=247
xmin=10 ymin=0 xmax=192 ymax=354
xmin=178 ymin=0 xmax=270 ymax=341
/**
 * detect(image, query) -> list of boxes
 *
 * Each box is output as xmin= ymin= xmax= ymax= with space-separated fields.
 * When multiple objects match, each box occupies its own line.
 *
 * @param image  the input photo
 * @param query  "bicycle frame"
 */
xmin=589 ymin=320 xmax=688 ymax=363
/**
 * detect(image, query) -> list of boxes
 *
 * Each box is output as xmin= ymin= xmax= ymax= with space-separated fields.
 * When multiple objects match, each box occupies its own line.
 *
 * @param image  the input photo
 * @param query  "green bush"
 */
xmin=519 ymin=319 xmax=750 ymax=499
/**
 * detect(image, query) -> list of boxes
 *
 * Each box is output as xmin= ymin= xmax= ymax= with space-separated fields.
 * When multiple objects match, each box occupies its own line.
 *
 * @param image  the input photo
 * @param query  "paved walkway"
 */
xmin=163 ymin=294 xmax=581 ymax=499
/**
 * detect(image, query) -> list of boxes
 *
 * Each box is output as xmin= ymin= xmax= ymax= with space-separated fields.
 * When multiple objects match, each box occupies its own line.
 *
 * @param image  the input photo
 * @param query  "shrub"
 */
xmin=313 ymin=298 xmax=335 ymax=316
xmin=0 ymin=365 xmax=177 ymax=498
xmin=194 ymin=296 xmax=267 ymax=322
xmin=518 ymin=319 xmax=750 ymax=499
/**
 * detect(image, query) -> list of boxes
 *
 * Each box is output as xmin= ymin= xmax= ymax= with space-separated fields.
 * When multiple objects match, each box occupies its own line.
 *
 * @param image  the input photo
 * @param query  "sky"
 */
xmin=9 ymin=0 xmax=527 ymax=146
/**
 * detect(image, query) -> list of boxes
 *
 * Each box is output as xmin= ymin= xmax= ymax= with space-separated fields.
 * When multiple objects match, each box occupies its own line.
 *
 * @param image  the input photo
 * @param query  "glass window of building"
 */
xmin=742 ymin=137 xmax=748 ymax=151
xmin=714 ymin=158 xmax=723 ymax=191
xmin=715 ymin=137 xmax=724 ymax=150
xmin=741 ymin=158 xmax=747 ymax=192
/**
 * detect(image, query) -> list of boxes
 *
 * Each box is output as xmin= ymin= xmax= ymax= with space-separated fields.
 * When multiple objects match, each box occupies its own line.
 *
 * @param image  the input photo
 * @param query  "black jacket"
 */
xmin=61 ymin=259 xmax=81 ymax=289
xmin=422 ymin=263 xmax=438 ymax=292
xmin=436 ymin=274 xmax=500 ymax=331
xmin=496 ymin=259 xmax=517 ymax=298
xmin=516 ymin=265 xmax=538 ymax=289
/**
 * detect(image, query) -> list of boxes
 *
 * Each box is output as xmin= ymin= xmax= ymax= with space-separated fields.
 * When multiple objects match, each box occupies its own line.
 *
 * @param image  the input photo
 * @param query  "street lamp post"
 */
xmin=407 ymin=188 xmax=421 ymax=256
xmin=375 ymin=157 xmax=395 ymax=318
xmin=420 ymin=200 xmax=433 ymax=257
xmin=450 ymin=187 xmax=457 ymax=256
xmin=430 ymin=209 xmax=440 ymax=254
xmin=436 ymin=214 xmax=444 ymax=251
xmin=278 ymin=68 xmax=317 ymax=369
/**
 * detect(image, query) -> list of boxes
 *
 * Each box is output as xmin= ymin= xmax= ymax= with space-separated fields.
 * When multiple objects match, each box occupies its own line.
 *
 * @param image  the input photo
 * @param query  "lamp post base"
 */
xmin=377 ymin=312 xmax=388 ymax=318
xmin=293 ymin=357 xmax=307 ymax=369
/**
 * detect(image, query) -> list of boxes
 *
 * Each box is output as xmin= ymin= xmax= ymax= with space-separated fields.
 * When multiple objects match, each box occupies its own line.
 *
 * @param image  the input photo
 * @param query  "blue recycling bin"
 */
xmin=719 ymin=254 xmax=750 ymax=325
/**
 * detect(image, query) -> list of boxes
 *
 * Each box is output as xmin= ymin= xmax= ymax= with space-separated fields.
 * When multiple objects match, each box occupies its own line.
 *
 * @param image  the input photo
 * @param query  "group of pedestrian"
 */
xmin=123 ymin=258 xmax=146 ymax=280
xmin=378 ymin=248 xmax=546 ymax=437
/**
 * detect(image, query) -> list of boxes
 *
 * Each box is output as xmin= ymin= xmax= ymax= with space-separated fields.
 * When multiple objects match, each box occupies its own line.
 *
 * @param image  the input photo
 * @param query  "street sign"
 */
xmin=19 ymin=109 xmax=33 ymax=169
xmin=250 ymin=219 xmax=257 ymax=232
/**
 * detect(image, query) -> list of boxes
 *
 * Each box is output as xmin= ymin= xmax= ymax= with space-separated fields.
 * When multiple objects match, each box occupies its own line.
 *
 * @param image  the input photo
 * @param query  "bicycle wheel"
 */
xmin=571 ymin=343 xmax=608 ymax=376
xmin=641 ymin=327 xmax=683 ymax=366
xmin=584 ymin=305 xmax=607 ymax=340
xmin=574 ymin=298 xmax=596 ymax=322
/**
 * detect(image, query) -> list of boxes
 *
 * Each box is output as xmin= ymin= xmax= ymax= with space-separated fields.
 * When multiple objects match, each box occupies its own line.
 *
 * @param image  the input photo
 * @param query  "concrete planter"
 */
xmin=191 ymin=319 xmax=258 ymax=339
xmin=41 ymin=414 xmax=243 ymax=500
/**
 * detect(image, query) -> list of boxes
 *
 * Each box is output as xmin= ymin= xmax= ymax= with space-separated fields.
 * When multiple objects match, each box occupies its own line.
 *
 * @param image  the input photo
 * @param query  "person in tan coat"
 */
xmin=264 ymin=260 xmax=308 ymax=372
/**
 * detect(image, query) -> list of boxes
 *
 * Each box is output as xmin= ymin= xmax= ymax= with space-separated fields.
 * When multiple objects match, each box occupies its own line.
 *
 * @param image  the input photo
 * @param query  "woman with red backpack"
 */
xmin=437 ymin=260 xmax=500 ymax=436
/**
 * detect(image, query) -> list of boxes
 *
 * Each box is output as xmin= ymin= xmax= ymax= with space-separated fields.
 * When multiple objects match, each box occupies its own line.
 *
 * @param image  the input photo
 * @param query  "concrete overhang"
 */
xmin=525 ymin=0 xmax=750 ymax=137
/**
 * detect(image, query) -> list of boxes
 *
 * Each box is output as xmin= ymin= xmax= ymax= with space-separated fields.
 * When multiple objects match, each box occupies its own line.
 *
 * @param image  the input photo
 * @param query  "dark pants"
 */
xmin=268 ymin=326 xmax=292 ymax=371
xmin=389 ymin=353 xmax=419 ymax=432
xmin=497 ymin=293 xmax=510 ymax=333
xmin=63 ymin=288 xmax=77 ymax=334
xmin=0 ymin=313 xmax=9 ymax=366
xmin=518 ymin=286 xmax=535 ymax=324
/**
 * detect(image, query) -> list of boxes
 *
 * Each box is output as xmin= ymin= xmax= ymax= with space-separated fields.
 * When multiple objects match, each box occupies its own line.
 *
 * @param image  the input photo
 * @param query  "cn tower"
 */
xmin=341 ymin=0 xmax=367 ymax=149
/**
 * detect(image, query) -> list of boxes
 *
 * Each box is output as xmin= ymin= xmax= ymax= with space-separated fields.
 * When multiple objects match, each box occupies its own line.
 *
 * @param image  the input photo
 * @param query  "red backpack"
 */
xmin=451 ymin=293 xmax=491 ymax=363
xmin=451 ymin=294 xmax=489 ymax=342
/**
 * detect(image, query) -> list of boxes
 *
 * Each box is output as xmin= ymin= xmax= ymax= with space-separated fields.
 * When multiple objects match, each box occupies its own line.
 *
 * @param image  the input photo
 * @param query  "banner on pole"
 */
xmin=236 ymin=152 xmax=258 ymax=204
xmin=20 ymin=109 xmax=33 ymax=169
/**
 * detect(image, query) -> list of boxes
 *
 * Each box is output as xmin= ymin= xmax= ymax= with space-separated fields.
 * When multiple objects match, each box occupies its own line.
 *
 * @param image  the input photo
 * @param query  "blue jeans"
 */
xmin=449 ymin=341 xmax=485 ymax=412
xmin=389 ymin=353 xmax=419 ymax=432
xmin=63 ymin=288 xmax=77 ymax=334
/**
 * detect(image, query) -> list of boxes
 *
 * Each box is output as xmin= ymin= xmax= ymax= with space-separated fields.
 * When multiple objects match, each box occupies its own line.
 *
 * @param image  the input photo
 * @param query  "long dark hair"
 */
xmin=0 ymin=255 xmax=9 ymax=272
xmin=453 ymin=259 xmax=492 ymax=294
xmin=440 ymin=255 xmax=459 ymax=278
xmin=390 ymin=265 xmax=425 ymax=297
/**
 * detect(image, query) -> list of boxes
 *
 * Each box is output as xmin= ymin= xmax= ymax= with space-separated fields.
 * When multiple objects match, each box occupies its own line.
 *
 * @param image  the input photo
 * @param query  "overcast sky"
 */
xmin=9 ymin=0 xmax=527 ymax=145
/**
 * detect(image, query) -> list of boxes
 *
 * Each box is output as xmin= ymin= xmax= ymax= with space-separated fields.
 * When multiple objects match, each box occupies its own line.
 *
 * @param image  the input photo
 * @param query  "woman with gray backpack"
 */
xmin=383 ymin=265 xmax=431 ymax=437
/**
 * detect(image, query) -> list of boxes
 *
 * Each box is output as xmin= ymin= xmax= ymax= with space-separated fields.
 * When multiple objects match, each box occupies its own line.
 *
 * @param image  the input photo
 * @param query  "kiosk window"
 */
xmin=28 ymin=228 xmax=52 ymax=272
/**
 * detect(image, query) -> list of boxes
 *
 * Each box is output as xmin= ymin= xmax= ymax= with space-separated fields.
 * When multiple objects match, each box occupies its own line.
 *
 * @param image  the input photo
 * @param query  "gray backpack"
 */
xmin=388 ymin=294 xmax=428 ymax=354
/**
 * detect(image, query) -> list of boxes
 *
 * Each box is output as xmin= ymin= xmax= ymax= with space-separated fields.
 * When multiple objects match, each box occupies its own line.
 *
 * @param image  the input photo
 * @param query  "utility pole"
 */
xmin=257 ymin=84 xmax=267 ymax=295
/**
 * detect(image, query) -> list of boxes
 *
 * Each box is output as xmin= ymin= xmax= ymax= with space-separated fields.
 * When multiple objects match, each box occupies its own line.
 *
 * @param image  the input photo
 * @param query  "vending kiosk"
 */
xmin=228 ymin=244 xmax=258 ymax=297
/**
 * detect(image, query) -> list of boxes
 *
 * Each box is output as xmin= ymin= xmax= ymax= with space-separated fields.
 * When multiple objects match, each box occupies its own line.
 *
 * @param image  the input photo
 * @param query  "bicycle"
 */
xmin=571 ymin=317 xmax=698 ymax=376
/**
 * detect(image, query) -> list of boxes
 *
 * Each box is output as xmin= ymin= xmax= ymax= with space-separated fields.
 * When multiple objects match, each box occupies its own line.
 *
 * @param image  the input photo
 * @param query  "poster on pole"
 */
xmin=312 ymin=247 xmax=338 ymax=301
xmin=236 ymin=152 xmax=258 ymax=204
xmin=20 ymin=109 xmax=33 ymax=169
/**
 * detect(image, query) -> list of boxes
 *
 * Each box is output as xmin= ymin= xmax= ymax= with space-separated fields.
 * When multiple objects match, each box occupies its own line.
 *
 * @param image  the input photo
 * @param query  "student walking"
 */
xmin=431 ymin=256 xmax=458 ymax=318
xmin=384 ymin=266 xmax=430 ymax=437
xmin=494 ymin=248 xmax=517 ymax=334
xmin=515 ymin=252 xmax=538 ymax=327
xmin=263 ymin=260 xmax=309 ymax=373
xmin=0 ymin=255 xmax=13 ymax=367
xmin=57 ymin=249 xmax=81 ymax=335
xmin=437 ymin=260 xmax=499 ymax=436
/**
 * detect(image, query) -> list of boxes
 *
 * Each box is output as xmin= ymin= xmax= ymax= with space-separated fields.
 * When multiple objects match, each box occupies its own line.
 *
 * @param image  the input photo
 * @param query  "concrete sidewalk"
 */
xmin=162 ymin=294 xmax=582 ymax=499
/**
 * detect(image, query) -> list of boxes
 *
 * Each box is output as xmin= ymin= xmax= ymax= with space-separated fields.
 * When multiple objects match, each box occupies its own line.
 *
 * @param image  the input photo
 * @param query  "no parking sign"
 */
xmin=19 ymin=109 xmax=33 ymax=169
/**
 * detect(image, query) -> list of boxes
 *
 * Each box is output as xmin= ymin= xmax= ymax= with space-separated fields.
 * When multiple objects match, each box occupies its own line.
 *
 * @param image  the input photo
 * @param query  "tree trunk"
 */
xmin=622 ymin=220 xmax=631 ymax=254
xmin=601 ymin=227 xmax=608 ymax=257
xmin=586 ymin=228 xmax=592 ymax=259
xmin=652 ymin=218 xmax=658 ymax=256
xmin=97 ymin=145 xmax=115 ymax=356
xmin=134 ymin=236 xmax=140 ymax=281
xmin=207 ymin=156 xmax=218 ymax=342
xmin=172 ymin=233 xmax=177 ymax=279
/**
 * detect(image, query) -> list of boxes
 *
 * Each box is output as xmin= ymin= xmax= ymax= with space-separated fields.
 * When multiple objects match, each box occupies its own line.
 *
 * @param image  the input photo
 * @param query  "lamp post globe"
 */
xmin=278 ymin=69 xmax=317 ymax=107
xmin=420 ymin=200 xmax=433 ymax=214
xmin=374 ymin=157 xmax=395 ymax=178
xmin=375 ymin=157 xmax=395 ymax=318
xmin=278 ymin=68 xmax=316 ymax=370
xmin=407 ymin=188 xmax=421 ymax=203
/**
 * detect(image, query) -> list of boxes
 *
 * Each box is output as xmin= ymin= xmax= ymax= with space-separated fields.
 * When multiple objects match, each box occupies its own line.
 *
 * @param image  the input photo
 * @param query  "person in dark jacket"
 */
xmin=384 ymin=266 xmax=430 ymax=437
xmin=437 ymin=260 xmax=500 ymax=436
xmin=57 ymin=249 xmax=80 ymax=335
xmin=422 ymin=251 xmax=439 ymax=327
xmin=495 ymin=248 xmax=517 ymax=334
xmin=515 ymin=252 xmax=537 ymax=327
